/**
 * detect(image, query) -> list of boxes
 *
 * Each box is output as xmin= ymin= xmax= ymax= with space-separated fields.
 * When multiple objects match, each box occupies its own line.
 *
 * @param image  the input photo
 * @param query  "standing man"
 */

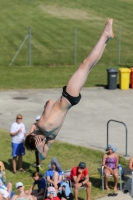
xmin=70 ymin=162 xmax=91 ymax=200
xmin=10 ymin=114 xmax=26 ymax=174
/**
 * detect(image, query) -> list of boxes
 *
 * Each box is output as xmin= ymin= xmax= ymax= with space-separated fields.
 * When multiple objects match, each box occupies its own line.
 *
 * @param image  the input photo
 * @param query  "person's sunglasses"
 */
xmin=62 ymin=185 xmax=66 ymax=188
xmin=17 ymin=186 xmax=22 ymax=189
xmin=49 ymin=192 xmax=55 ymax=194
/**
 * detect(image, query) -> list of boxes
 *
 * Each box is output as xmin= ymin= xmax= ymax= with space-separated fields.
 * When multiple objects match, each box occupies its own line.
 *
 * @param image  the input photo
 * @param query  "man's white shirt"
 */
xmin=10 ymin=122 xmax=26 ymax=143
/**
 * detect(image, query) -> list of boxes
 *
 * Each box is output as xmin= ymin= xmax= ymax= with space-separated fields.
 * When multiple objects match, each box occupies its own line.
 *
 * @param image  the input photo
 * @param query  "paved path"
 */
xmin=0 ymin=87 xmax=133 ymax=199
xmin=97 ymin=191 xmax=132 ymax=200
xmin=0 ymin=87 xmax=133 ymax=157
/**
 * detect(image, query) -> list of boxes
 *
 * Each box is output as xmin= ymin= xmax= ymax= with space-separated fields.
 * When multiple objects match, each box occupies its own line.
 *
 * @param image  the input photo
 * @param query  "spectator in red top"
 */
xmin=70 ymin=162 xmax=91 ymax=200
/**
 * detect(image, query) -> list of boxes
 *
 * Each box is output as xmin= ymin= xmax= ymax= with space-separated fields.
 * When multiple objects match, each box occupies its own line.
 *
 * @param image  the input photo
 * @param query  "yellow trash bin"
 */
xmin=119 ymin=68 xmax=131 ymax=90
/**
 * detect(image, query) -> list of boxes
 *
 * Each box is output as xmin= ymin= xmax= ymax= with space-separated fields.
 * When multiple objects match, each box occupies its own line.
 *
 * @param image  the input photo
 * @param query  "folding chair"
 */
xmin=43 ymin=176 xmax=48 ymax=198
xmin=63 ymin=169 xmax=87 ymax=192
xmin=131 ymin=171 xmax=133 ymax=197
xmin=63 ymin=169 xmax=72 ymax=191
xmin=97 ymin=165 xmax=122 ymax=191
xmin=122 ymin=168 xmax=133 ymax=197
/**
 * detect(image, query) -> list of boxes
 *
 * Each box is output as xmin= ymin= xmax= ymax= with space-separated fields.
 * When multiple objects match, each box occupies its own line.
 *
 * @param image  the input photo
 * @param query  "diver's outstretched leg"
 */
xmin=66 ymin=18 xmax=114 ymax=96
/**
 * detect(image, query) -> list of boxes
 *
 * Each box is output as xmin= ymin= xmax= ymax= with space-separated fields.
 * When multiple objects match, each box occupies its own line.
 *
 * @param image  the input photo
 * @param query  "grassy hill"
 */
xmin=0 ymin=0 xmax=133 ymax=89
xmin=0 ymin=0 xmax=133 ymax=67
xmin=0 ymin=129 xmax=128 ymax=200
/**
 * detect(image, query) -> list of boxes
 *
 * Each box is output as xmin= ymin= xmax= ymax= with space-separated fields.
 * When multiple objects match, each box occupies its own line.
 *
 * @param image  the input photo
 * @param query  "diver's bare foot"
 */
xmin=106 ymin=186 xmax=110 ymax=191
xmin=104 ymin=18 xmax=114 ymax=39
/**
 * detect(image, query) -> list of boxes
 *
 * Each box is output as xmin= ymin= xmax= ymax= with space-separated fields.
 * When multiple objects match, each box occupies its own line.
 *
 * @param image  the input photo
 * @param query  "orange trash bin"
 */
xmin=130 ymin=68 xmax=133 ymax=89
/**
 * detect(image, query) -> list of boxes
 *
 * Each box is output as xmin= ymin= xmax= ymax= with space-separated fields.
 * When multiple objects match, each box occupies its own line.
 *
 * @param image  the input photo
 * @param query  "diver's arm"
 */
xmin=35 ymin=136 xmax=54 ymax=160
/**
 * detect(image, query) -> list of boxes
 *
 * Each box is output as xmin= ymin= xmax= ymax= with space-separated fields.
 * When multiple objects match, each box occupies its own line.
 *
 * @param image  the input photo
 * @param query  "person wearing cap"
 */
xmin=10 ymin=114 xmax=27 ymax=174
xmin=70 ymin=162 xmax=91 ymax=200
xmin=29 ymin=116 xmax=41 ymax=134
xmin=102 ymin=144 xmax=119 ymax=192
xmin=24 ymin=19 xmax=114 ymax=162
xmin=12 ymin=182 xmax=34 ymax=200
xmin=29 ymin=116 xmax=42 ymax=165
xmin=45 ymin=186 xmax=60 ymax=200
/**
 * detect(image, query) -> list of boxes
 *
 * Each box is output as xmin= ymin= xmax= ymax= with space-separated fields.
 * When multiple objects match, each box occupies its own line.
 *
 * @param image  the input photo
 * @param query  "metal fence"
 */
xmin=1 ymin=26 xmax=133 ymax=67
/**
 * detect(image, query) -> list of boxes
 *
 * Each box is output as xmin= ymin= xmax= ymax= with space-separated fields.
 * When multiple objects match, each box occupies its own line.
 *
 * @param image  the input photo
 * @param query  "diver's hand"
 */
xmin=35 ymin=136 xmax=45 ymax=154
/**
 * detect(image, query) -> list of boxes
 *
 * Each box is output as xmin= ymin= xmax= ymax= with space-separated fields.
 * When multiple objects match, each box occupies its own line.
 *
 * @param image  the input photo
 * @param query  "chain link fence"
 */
xmin=0 ymin=25 xmax=133 ymax=67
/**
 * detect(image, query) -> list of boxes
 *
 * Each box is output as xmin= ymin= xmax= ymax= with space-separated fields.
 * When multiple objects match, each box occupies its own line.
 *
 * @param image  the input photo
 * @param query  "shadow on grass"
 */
xmin=95 ymin=84 xmax=120 ymax=90
xmin=2 ymin=159 xmax=32 ymax=172
xmin=95 ymin=84 xmax=108 ymax=89
xmin=90 ymin=177 xmax=102 ymax=189
xmin=90 ymin=176 xmax=122 ymax=191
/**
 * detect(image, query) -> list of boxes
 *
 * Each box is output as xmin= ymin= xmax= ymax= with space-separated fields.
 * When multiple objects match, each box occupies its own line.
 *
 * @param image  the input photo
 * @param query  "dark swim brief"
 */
xmin=62 ymin=86 xmax=81 ymax=106
xmin=37 ymin=127 xmax=57 ymax=140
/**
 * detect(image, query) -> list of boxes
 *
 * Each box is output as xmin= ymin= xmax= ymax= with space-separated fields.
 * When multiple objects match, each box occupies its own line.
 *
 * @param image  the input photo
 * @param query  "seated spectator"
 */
xmin=70 ymin=162 xmax=91 ymax=200
xmin=0 ymin=161 xmax=6 ymax=183
xmin=26 ymin=172 xmax=46 ymax=200
xmin=45 ymin=186 xmax=60 ymax=200
xmin=12 ymin=182 xmax=34 ymax=200
xmin=102 ymin=144 xmax=119 ymax=192
xmin=0 ymin=179 xmax=12 ymax=200
xmin=46 ymin=158 xmax=63 ymax=190
xmin=58 ymin=182 xmax=74 ymax=200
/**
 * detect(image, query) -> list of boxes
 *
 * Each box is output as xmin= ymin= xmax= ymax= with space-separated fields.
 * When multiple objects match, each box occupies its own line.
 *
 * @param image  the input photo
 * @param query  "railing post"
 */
xmin=74 ymin=27 xmax=77 ymax=65
xmin=107 ymin=119 xmax=128 ymax=156
xmin=118 ymin=28 xmax=121 ymax=65
xmin=35 ymin=150 xmax=39 ymax=172
xmin=28 ymin=27 xmax=32 ymax=66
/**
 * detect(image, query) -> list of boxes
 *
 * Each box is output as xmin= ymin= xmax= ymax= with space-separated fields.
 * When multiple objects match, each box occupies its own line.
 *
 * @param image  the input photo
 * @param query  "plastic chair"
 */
xmin=97 ymin=165 xmax=122 ymax=191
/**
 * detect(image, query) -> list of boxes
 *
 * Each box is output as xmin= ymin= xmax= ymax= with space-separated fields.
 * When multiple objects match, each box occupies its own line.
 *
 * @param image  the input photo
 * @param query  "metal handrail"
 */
xmin=107 ymin=119 xmax=128 ymax=156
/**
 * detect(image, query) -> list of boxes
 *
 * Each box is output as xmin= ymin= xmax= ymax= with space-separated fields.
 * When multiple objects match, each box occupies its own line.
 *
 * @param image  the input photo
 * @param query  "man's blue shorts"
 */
xmin=12 ymin=142 xmax=25 ymax=157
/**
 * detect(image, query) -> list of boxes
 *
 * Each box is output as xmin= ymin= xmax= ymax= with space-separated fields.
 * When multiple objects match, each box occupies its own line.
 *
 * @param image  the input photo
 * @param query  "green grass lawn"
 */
xmin=0 ymin=1 xmax=131 ymax=199
xmin=0 ymin=129 xmax=128 ymax=200
xmin=0 ymin=0 xmax=133 ymax=67
xmin=0 ymin=64 xmax=122 ymax=89
xmin=0 ymin=0 xmax=132 ymax=89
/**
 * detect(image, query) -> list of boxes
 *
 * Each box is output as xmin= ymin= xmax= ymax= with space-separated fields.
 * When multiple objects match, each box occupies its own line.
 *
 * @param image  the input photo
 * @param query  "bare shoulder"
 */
xmin=29 ymin=194 xmax=34 ymax=200
xmin=103 ymin=153 xmax=107 ymax=158
xmin=31 ymin=123 xmax=36 ymax=128
xmin=114 ymin=153 xmax=119 ymax=158
xmin=11 ymin=195 xmax=17 ymax=200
